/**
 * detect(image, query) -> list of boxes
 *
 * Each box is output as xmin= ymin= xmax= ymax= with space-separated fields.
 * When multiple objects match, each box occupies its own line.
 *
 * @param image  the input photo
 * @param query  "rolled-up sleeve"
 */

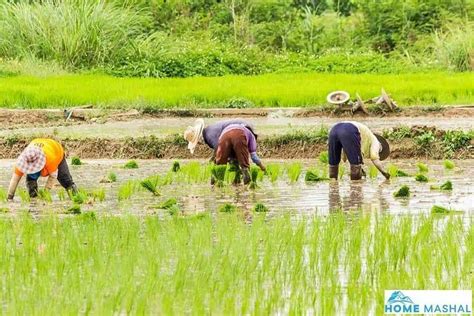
xmin=247 ymin=130 xmax=261 ymax=164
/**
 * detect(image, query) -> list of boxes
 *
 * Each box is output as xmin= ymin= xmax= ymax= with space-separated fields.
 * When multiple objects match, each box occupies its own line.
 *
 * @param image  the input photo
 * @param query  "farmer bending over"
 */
xmin=328 ymin=121 xmax=390 ymax=180
xmin=184 ymin=119 xmax=264 ymax=184
xmin=7 ymin=138 xmax=78 ymax=200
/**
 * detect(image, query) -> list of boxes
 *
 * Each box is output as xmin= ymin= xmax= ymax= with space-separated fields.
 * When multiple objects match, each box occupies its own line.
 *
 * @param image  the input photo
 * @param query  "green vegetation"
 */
xmin=71 ymin=156 xmax=82 ymax=166
xmin=0 ymin=72 xmax=472 ymax=109
xmin=431 ymin=205 xmax=463 ymax=215
xmin=218 ymin=203 xmax=238 ymax=213
xmin=368 ymin=165 xmax=378 ymax=179
xmin=211 ymin=165 xmax=227 ymax=187
xmin=253 ymin=203 xmax=269 ymax=213
xmin=118 ymin=180 xmax=138 ymax=201
xmin=287 ymin=162 xmax=302 ymax=184
xmin=157 ymin=198 xmax=180 ymax=215
xmin=140 ymin=178 xmax=160 ymax=196
xmin=394 ymin=185 xmax=410 ymax=198
xmin=443 ymin=159 xmax=455 ymax=170
xmin=431 ymin=180 xmax=453 ymax=191
xmin=37 ymin=189 xmax=52 ymax=203
xmin=305 ymin=169 xmax=328 ymax=182
xmin=265 ymin=164 xmax=281 ymax=183
xmin=387 ymin=164 xmax=410 ymax=178
xmin=107 ymin=172 xmax=117 ymax=183
xmin=0 ymin=213 xmax=469 ymax=314
xmin=172 ymin=161 xmax=181 ymax=172
xmin=318 ymin=151 xmax=329 ymax=164
xmin=72 ymin=190 xmax=88 ymax=204
xmin=417 ymin=162 xmax=429 ymax=173
xmin=66 ymin=204 xmax=81 ymax=215
xmin=415 ymin=173 xmax=429 ymax=182
xmin=249 ymin=167 xmax=261 ymax=189
xmin=124 ymin=160 xmax=139 ymax=169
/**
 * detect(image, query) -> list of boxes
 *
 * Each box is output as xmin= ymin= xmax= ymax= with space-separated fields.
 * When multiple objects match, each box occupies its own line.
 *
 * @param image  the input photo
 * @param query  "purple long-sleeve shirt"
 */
xmin=202 ymin=119 xmax=255 ymax=150
xmin=220 ymin=124 xmax=261 ymax=165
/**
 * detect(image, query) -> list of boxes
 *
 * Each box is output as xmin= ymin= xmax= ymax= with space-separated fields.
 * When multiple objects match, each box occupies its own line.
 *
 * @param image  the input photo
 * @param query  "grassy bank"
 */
xmin=0 ymin=72 xmax=473 ymax=109
xmin=0 ymin=213 xmax=470 ymax=314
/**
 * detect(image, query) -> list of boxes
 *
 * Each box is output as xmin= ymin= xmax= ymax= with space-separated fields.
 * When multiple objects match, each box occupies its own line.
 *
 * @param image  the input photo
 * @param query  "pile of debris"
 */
xmin=327 ymin=88 xmax=398 ymax=115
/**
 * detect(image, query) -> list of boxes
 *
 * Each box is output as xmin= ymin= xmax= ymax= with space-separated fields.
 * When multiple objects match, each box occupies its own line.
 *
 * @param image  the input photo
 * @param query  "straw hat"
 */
xmin=327 ymin=91 xmax=350 ymax=105
xmin=374 ymin=134 xmax=390 ymax=161
xmin=16 ymin=146 xmax=46 ymax=174
xmin=184 ymin=119 xmax=204 ymax=154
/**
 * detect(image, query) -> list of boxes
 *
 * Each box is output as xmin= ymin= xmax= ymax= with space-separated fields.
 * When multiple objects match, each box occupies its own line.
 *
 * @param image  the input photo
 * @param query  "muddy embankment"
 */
xmin=0 ymin=126 xmax=472 ymax=160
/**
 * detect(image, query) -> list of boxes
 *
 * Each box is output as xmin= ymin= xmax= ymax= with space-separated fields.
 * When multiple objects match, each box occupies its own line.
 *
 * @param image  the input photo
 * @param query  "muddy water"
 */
xmin=2 ymin=116 xmax=472 ymax=139
xmin=0 ymin=159 xmax=472 ymax=217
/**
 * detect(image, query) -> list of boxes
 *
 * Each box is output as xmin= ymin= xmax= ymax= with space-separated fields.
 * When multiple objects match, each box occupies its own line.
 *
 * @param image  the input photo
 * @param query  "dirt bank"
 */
xmin=0 ymin=129 xmax=472 ymax=160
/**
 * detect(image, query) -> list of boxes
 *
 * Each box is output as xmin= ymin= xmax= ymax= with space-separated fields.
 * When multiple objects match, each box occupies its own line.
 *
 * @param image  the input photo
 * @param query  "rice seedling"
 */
xmin=65 ymin=204 xmax=81 ymax=215
xmin=304 ymin=169 xmax=329 ymax=182
xmin=431 ymin=205 xmax=463 ymax=215
xmin=319 ymin=151 xmax=329 ymax=164
xmin=417 ymin=162 xmax=429 ymax=173
xmin=172 ymin=161 xmax=181 ymax=172
xmin=387 ymin=164 xmax=409 ymax=178
xmin=368 ymin=165 xmax=378 ymax=179
xmin=338 ymin=164 xmax=345 ymax=179
xmin=18 ymin=189 xmax=30 ymax=203
xmin=253 ymin=203 xmax=269 ymax=213
xmin=118 ymin=180 xmax=138 ymax=201
xmin=140 ymin=178 xmax=160 ymax=196
xmin=124 ymin=160 xmax=139 ymax=169
xmin=90 ymin=188 xmax=106 ymax=202
xmin=443 ymin=159 xmax=455 ymax=170
xmin=430 ymin=180 xmax=453 ymax=191
xmin=157 ymin=198 xmax=180 ymax=215
xmin=71 ymin=156 xmax=82 ymax=166
xmin=415 ymin=173 xmax=429 ymax=182
xmin=72 ymin=190 xmax=89 ymax=204
xmin=287 ymin=163 xmax=302 ymax=184
xmin=0 ymin=208 xmax=9 ymax=213
xmin=0 ymin=212 xmax=468 ymax=314
xmin=265 ymin=164 xmax=281 ymax=183
xmin=0 ymin=188 xmax=7 ymax=202
xmin=108 ymin=172 xmax=117 ymax=182
xmin=393 ymin=185 xmax=410 ymax=198
xmin=219 ymin=203 xmax=238 ymax=213
xmin=38 ymin=189 xmax=52 ymax=203
xmin=211 ymin=165 xmax=227 ymax=187
xmin=248 ymin=167 xmax=261 ymax=189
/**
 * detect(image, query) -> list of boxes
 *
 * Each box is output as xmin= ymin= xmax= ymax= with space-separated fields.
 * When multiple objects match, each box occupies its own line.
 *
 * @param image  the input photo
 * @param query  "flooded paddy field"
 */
xmin=0 ymin=159 xmax=472 ymax=216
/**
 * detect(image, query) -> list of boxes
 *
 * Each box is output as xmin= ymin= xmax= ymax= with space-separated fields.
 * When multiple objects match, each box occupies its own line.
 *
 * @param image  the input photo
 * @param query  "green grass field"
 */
xmin=0 ymin=72 xmax=472 ymax=109
xmin=0 ymin=212 xmax=471 ymax=314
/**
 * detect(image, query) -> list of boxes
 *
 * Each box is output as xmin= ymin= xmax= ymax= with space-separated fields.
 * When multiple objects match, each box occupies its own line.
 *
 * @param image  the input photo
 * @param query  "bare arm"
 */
xmin=7 ymin=174 xmax=22 ymax=200
xmin=373 ymin=159 xmax=390 ymax=179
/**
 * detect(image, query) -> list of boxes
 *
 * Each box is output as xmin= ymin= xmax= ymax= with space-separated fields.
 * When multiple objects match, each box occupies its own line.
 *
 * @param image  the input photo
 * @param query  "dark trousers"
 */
xmin=215 ymin=129 xmax=250 ymax=168
xmin=328 ymin=123 xmax=362 ymax=165
xmin=26 ymin=156 xmax=75 ymax=197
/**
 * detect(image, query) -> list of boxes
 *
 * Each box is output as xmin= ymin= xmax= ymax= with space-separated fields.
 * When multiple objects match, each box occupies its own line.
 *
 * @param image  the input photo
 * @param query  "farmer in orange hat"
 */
xmin=328 ymin=121 xmax=391 ymax=180
xmin=7 ymin=138 xmax=78 ymax=200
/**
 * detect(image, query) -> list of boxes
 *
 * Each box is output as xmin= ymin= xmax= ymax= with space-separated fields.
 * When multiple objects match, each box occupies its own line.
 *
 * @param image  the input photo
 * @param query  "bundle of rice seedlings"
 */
xmin=140 ymin=178 xmax=160 ymax=196
xmin=443 ymin=160 xmax=455 ymax=170
xmin=253 ymin=203 xmax=269 ymax=213
xmin=393 ymin=185 xmax=410 ymax=198
xmin=72 ymin=190 xmax=88 ymax=204
xmin=66 ymin=204 xmax=81 ymax=215
xmin=417 ymin=162 xmax=429 ymax=173
xmin=304 ymin=170 xmax=328 ymax=182
xmin=249 ymin=166 xmax=260 ymax=189
xmin=415 ymin=173 xmax=428 ymax=182
xmin=430 ymin=180 xmax=453 ymax=191
xmin=124 ymin=160 xmax=139 ymax=169
xmin=172 ymin=161 xmax=180 ymax=172
xmin=157 ymin=198 xmax=180 ymax=215
xmin=219 ymin=203 xmax=238 ymax=213
xmin=211 ymin=165 xmax=227 ymax=187
xmin=319 ymin=151 xmax=329 ymax=164
xmin=431 ymin=205 xmax=463 ymax=215
xmin=71 ymin=156 xmax=82 ymax=166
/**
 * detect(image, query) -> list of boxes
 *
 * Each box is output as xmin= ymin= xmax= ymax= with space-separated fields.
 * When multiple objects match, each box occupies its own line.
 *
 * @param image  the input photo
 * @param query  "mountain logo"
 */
xmin=387 ymin=291 xmax=415 ymax=305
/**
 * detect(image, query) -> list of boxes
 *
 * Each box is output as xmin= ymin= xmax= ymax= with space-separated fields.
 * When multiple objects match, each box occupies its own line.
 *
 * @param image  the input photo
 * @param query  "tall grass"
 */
xmin=0 ymin=213 xmax=470 ymax=314
xmin=434 ymin=23 xmax=474 ymax=71
xmin=0 ymin=0 xmax=147 ymax=68
xmin=0 ymin=72 xmax=472 ymax=108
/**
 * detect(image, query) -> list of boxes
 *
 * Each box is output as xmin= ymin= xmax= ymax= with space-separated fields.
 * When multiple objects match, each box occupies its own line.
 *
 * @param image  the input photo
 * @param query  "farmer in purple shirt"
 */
xmin=184 ymin=119 xmax=265 ymax=185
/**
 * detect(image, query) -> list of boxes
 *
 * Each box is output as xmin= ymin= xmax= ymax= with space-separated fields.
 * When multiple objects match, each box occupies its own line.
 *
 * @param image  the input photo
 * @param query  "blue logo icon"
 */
xmin=387 ymin=291 xmax=415 ymax=305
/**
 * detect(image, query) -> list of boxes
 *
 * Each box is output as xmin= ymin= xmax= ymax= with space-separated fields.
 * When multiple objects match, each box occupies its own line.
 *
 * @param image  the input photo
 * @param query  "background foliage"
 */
xmin=0 ymin=0 xmax=472 ymax=77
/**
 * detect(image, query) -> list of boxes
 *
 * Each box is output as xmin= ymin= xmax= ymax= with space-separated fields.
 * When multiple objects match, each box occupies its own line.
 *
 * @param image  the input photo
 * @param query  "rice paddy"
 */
xmin=0 ymin=158 xmax=471 ymax=313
